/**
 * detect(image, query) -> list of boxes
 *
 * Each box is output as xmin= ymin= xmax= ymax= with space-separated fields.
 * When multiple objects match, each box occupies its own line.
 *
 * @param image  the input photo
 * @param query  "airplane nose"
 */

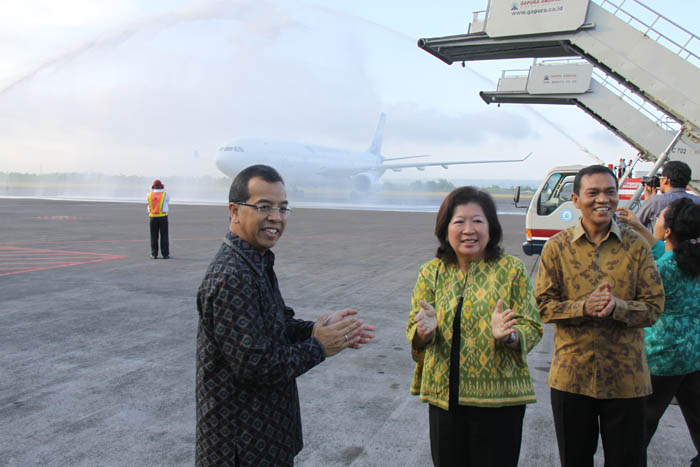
xmin=215 ymin=150 xmax=233 ymax=177
xmin=215 ymin=151 xmax=225 ymax=171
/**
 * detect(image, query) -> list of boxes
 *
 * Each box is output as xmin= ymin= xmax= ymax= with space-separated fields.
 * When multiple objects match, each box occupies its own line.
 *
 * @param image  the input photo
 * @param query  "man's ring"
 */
xmin=344 ymin=334 xmax=349 ymax=343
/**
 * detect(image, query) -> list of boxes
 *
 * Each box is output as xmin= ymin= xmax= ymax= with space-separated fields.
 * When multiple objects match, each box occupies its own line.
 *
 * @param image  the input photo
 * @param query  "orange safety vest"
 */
xmin=148 ymin=191 xmax=168 ymax=217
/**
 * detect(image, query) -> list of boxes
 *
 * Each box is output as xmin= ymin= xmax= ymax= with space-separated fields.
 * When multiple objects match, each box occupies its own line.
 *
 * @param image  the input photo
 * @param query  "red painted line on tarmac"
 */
xmin=26 ymin=216 xmax=86 ymax=221
xmin=0 ymin=246 xmax=127 ymax=277
xmin=2 ymin=261 xmax=92 ymax=266
xmin=0 ymin=237 xmax=220 ymax=246
xmin=0 ymin=252 xmax=111 ymax=258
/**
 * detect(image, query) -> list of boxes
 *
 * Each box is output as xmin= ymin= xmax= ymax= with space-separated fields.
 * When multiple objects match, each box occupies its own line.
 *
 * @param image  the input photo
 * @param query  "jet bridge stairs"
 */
xmin=479 ymin=60 xmax=700 ymax=192
xmin=418 ymin=0 xmax=700 ymax=141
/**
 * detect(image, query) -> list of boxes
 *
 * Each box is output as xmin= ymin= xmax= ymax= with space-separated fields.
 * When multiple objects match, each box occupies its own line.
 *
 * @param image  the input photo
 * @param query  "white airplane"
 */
xmin=215 ymin=113 xmax=531 ymax=194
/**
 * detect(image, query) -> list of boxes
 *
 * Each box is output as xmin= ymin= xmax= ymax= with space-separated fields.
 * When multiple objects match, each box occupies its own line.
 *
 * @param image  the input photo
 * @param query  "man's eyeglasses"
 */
xmin=235 ymin=202 xmax=292 ymax=217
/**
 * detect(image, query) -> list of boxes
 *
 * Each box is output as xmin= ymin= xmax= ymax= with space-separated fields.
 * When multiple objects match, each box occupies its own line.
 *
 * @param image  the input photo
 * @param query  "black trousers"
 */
xmin=428 ymin=403 xmax=525 ymax=467
xmin=644 ymin=371 xmax=700 ymax=467
xmin=550 ymin=388 xmax=646 ymax=467
xmin=149 ymin=216 xmax=169 ymax=257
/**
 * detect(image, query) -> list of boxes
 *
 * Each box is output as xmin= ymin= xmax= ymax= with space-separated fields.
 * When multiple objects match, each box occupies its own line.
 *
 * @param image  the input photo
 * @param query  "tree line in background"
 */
xmin=0 ymin=173 xmax=537 ymax=194
xmin=383 ymin=178 xmax=538 ymax=194
xmin=0 ymin=172 xmax=230 ymax=187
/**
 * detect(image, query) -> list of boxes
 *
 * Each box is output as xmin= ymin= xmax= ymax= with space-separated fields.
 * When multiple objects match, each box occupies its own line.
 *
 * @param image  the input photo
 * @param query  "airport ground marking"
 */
xmin=0 ymin=246 xmax=127 ymax=277
xmin=26 ymin=216 xmax=87 ymax=221
xmin=0 ymin=237 xmax=221 ymax=246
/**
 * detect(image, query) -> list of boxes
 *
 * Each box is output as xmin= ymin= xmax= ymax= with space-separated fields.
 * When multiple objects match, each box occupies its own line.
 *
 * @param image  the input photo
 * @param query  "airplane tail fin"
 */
xmin=367 ymin=113 xmax=386 ymax=156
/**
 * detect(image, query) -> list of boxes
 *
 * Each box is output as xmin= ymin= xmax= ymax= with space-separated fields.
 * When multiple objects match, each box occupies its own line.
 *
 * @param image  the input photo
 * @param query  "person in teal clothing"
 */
xmin=617 ymin=197 xmax=700 ymax=467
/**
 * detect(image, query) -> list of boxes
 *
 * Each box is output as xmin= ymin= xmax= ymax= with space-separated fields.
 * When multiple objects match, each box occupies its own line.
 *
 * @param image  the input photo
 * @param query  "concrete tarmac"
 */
xmin=0 ymin=198 xmax=694 ymax=466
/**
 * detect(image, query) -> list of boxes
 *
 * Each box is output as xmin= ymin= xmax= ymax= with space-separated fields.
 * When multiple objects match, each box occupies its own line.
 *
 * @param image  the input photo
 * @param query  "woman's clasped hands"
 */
xmin=414 ymin=300 xmax=438 ymax=346
xmin=491 ymin=299 xmax=519 ymax=347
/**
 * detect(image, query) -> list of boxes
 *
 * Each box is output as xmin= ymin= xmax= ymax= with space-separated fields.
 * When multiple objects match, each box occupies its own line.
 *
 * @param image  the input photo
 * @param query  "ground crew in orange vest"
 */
xmin=147 ymin=179 xmax=170 ymax=259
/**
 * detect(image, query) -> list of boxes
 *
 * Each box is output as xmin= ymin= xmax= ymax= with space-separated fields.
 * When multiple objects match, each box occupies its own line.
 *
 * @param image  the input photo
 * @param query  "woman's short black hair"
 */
xmin=434 ymin=186 xmax=503 ymax=264
xmin=664 ymin=197 xmax=700 ymax=277
xmin=228 ymin=165 xmax=284 ymax=203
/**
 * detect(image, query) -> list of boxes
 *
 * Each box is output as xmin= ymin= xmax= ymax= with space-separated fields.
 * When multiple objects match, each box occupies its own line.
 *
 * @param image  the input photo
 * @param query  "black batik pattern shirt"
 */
xmin=196 ymin=232 xmax=326 ymax=467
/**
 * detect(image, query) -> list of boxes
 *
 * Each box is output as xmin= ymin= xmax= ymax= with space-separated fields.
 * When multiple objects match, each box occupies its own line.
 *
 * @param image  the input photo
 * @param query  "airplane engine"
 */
xmin=351 ymin=172 xmax=382 ymax=194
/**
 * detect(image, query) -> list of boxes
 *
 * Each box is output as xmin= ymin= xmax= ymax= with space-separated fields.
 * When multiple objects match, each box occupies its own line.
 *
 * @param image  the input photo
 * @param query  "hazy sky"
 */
xmin=1 ymin=0 xmax=698 ymax=181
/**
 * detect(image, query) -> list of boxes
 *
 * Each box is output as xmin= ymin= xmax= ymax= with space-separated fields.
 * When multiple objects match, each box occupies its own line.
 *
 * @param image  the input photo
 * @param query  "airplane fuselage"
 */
xmin=216 ymin=138 xmax=381 ymax=188
xmin=214 ymin=114 xmax=531 ymax=193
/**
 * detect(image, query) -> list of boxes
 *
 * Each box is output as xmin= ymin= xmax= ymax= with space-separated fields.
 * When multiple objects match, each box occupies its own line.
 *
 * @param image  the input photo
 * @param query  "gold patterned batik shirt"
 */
xmin=407 ymin=254 xmax=543 ymax=409
xmin=535 ymin=221 xmax=664 ymax=399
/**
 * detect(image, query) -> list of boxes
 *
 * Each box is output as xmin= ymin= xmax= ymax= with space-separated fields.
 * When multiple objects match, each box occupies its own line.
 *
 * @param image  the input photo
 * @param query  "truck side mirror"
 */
xmin=513 ymin=186 xmax=521 ymax=206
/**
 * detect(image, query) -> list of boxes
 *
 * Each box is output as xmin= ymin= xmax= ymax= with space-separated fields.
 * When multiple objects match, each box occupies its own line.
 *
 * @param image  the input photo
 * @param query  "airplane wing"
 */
xmin=382 ymin=155 xmax=430 ymax=161
xmin=316 ymin=152 xmax=532 ymax=177
xmin=380 ymin=152 xmax=532 ymax=172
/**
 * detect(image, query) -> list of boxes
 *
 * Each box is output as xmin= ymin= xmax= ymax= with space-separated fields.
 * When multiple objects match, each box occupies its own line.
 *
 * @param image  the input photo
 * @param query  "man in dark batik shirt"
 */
xmin=196 ymin=165 xmax=375 ymax=467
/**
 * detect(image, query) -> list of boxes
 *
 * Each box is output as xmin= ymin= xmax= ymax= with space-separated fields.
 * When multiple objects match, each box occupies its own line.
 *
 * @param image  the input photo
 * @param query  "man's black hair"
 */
xmin=661 ymin=161 xmax=692 ymax=188
xmin=573 ymin=165 xmax=618 ymax=195
xmin=228 ymin=165 xmax=285 ymax=203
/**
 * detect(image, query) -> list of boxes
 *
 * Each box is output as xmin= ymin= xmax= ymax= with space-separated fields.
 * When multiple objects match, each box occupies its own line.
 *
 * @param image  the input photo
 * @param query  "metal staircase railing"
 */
xmin=594 ymin=0 xmax=700 ymax=67
xmin=498 ymin=58 xmax=680 ymax=134
xmin=589 ymin=68 xmax=680 ymax=133
xmin=493 ymin=57 xmax=683 ymax=157
xmin=465 ymin=0 xmax=700 ymax=68
xmin=467 ymin=10 xmax=488 ymax=34
xmin=525 ymin=58 xmax=681 ymax=136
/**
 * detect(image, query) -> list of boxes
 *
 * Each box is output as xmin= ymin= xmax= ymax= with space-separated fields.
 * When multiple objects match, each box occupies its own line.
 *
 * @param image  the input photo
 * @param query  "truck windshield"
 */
xmin=537 ymin=174 xmax=574 ymax=216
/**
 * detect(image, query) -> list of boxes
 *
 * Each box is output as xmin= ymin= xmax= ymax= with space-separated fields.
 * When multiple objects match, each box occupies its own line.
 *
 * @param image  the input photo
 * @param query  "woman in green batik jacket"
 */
xmin=406 ymin=186 xmax=543 ymax=467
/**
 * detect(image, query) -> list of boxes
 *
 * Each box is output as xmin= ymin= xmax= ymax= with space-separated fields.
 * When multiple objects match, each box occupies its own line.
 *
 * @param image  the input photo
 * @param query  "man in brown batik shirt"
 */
xmin=536 ymin=165 xmax=664 ymax=467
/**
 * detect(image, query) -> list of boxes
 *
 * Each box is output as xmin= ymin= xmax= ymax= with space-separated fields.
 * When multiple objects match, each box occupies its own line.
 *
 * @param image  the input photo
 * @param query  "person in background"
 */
xmin=536 ymin=164 xmax=664 ymax=467
xmin=617 ymin=158 xmax=627 ymax=178
xmin=617 ymin=198 xmax=700 ymax=467
xmin=147 ymin=179 xmax=170 ymax=259
xmin=407 ymin=186 xmax=543 ymax=467
xmin=637 ymin=160 xmax=700 ymax=231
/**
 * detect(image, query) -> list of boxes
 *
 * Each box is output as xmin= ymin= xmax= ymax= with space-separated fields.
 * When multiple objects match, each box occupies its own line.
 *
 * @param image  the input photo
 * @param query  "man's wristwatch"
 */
xmin=502 ymin=330 xmax=517 ymax=345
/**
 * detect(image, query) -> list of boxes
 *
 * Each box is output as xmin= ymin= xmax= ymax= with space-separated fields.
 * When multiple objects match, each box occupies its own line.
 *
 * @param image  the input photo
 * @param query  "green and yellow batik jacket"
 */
xmin=407 ymin=254 xmax=543 ymax=409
